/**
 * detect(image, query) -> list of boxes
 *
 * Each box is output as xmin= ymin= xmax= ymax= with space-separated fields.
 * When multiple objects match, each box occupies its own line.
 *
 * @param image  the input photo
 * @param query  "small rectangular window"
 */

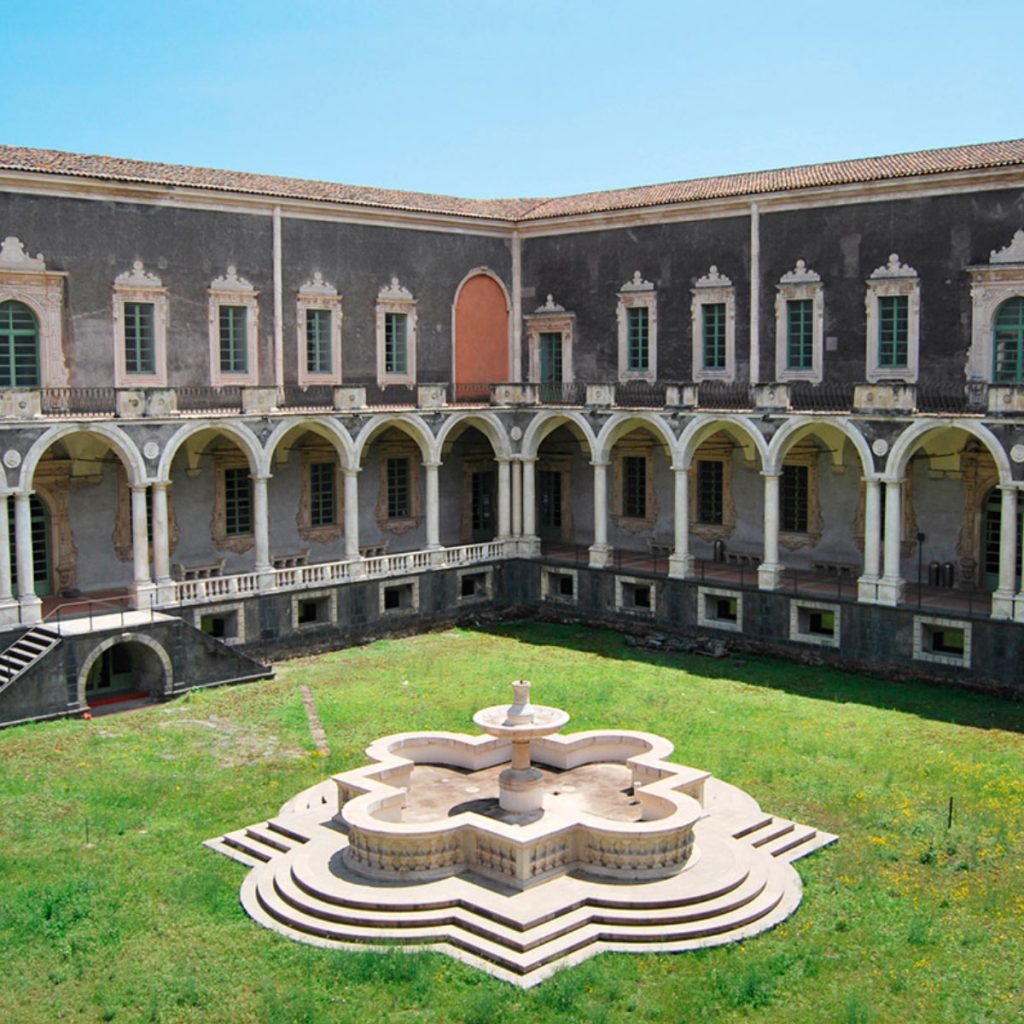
xmin=622 ymin=455 xmax=647 ymax=519
xmin=224 ymin=467 xmax=252 ymax=535
xmin=387 ymin=457 xmax=410 ymax=519
xmin=384 ymin=312 xmax=408 ymax=375
xmin=124 ymin=302 xmax=156 ymax=374
xmin=878 ymin=295 xmax=909 ymax=369
xmin=306 ymin=308 xmax=332 ymax=375
xmin=626 ymin=307 xmax=649 ymax=371
xmin=702 ymin=303 xmax=727 ymax=370
xmin=219 ymin=305 xmax=248 ymax=373
xmin=781 ymin=464 xmax=809 ymax=533
xmin=697 ymin=460 xmax=724 ymax=525
xmin=786 ymin=299 xmax=814 ymax=370
xmin=539 ymin=331 xmax=563 ymax=383
xmin=296 ymin=596 xmax=329 ymax=625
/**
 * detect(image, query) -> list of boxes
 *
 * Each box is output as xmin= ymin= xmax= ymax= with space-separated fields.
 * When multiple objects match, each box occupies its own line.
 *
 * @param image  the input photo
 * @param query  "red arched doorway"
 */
xmin=454 ymin=273 xmax=509 ymax=400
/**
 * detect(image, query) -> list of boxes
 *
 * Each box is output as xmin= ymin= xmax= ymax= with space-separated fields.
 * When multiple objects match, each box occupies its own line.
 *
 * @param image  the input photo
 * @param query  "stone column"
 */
xmin=130 ymin=484 xmax=155 ymax=609
xmin=589 ymin=459 xmax=612 ymax=568
xmin=425 ymin=461 xmax=442 ymax=561
xmin=252 ymin=474 xmax=273 ymax=585
xmin=668 ymin=465 xmax=693 ymax=578
xmin=497 ymin=458 xmax=511 ymax=541
xmin=521 ymin=456 xmax=540 ymax=555
xmin=758 ymin=471 xmax=783 ymax=590
xmin=0 ymin=492 xmax=17 ymax=624
xmin=877 ymin=477 xmax=905 ymax=606
xmin=342 ymin=468 xmax=364 ymax=578
xmin=992 ymin=484 xmax=1018 ymax=619
xmin=14 ymin=491 xmax=41 ymax=623
xmin=857 ymin=477 xmax=882 ymax=604
xmin=511 ymin=458 xmax=522 ymax=538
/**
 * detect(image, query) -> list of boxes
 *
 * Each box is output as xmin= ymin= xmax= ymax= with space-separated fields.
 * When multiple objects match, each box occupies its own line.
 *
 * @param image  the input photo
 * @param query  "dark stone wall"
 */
xmin=520 ymin=216 xmax=751 ymax=382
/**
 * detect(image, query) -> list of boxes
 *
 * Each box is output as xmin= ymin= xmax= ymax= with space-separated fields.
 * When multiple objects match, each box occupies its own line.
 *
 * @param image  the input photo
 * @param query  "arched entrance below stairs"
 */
xmin=79 ymin=636 xmax=172 ymax=706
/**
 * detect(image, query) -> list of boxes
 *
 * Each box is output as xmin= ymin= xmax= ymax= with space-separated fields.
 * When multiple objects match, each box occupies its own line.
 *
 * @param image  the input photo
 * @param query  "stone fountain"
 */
xmin=206 ymin=681 xmax=837 ymax=987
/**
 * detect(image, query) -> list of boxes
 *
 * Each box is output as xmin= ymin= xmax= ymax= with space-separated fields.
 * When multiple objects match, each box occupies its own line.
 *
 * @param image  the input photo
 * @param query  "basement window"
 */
xmin=697 ymin=587 xmax=743 ymax=633
xmin=790 ymin=600 xmax=841 ymax=648
xmin=458 ymin=568 xmax=493 ymax=603
xmin=914 ymin=616 xmax=971 ymax=667
xmin=615 ymin=575 xmax=656 ymax=616
xmin=290 ymin=588 xmax=336 ymax=630
xmin=543 ymin=568 xmax=578 ymax=604
xmin=194 ymin=602 xmax=245 ymax=645
xmin=380 ymin=576 xmax=419 ymax=616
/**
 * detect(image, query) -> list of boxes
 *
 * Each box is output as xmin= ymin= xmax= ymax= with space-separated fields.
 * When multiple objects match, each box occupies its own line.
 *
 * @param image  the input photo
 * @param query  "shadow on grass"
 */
xmin=469 ymin=620 xmax=1024 ymax=736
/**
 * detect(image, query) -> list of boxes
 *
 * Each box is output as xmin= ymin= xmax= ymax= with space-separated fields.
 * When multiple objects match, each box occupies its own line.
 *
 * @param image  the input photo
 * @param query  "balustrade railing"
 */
xmin=276 ymin=385 xmax=335 ymax=410
xmin=614 ymin=380 xmax=667 ymax=408
xmin=789 ymin=381 xmax=855 ymax=413
xmin=450 ymin=382 xmax=492 ymax=405
xmin=697 ymin=381 xmax=752 ymax=410
xmin=538 ymin=381 xmax=586 ymax=405
xmin=41 ymin=388 xmax=117 ymax=416
xmin=916 ymin=383 xmax=969 ymax=415
xmin=176 ymin=386 xmax=243 ymax=413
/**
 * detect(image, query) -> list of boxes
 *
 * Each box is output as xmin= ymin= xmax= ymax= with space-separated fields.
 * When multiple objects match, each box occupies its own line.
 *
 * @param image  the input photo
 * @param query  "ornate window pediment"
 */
xmin=297 ymin=272 xmax=342 ymax=387
xmin=865 ymin=254 xmax=920 ymax=384
xmin=525 ymin=294 xmax=575 ymax=386
xmin=375 ymin=277 xmax=417 ymax=387
xmin=617 ymin=271 xmax=657 ymax=383
xmin=691 ymin=266 xmax=736 ymax=382
xmin=113 ymin=260 xmax=168 ymax=387
xmin=967 ymin=230 xmax=1024 ymax=384
xmin=208 ymin=265 xmax=259 ymax=386
xmin=775 ymin=260 xmax=824 ymax=383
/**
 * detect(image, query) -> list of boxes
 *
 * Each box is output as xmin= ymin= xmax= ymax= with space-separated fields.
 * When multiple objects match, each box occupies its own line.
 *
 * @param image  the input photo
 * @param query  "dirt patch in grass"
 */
xmin=159 ymin=714 xmax=305 ymax=768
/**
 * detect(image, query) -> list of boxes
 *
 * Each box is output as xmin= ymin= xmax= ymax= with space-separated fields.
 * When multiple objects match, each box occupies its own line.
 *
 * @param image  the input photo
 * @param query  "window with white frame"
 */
xmin=967 ymin=230 xmax=1024 ymax=384
xmin=865 ymin=253 xmax=919 ymax=383
xmin=525 ymin=295 xmax=574 ymax=390
xmin=691 ymin=266 xmax=736 ymax=381
xmin=208 ymin=265 xmax=258 ymax=386
xmin=375 ymin=277 xmax=417 ymax=386
xmin=617 ymin=271 xmax=657 ymax=382
xmin=0 ymin=235 xmax=68 ymax=388
xmin=113 ymin=260 xmax=168 ymax=387
xmin=775 ymin=260 xmax=823 ymax=382
xmin=297 ymin=272 xmax=342 ymax=386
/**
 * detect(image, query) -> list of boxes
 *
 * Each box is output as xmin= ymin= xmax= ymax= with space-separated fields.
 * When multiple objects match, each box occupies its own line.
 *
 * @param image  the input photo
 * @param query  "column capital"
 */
xmin=423 ymin=460 xmax=442 ymax=470
xmin=760 ymin=469 xmax=781 ymax=480
xmin=517 ymin=455 xmax=537 ymax=465
xmin=589 ymin=458 xmax=611 ymax=469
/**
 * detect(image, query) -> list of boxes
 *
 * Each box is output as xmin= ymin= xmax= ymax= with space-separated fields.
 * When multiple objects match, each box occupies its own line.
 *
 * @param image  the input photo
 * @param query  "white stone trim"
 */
xmin=616 ymin=271 xmax=657 ymax=383
xmin=0 ymin=236 xmax=69 ymax=387
xmin=192 ymin=601 xmax=246 ymax=645
xmin=525 ymin=297 xmax=574 ymax=384
xmin=774 ymin=260 xmax=824 ymax=383
xmin=208 ymin=265 xmax=259 ymax=386
xmin=697 ymin=586 xmax=743 ymax=632
xmin=113 ymin=260 xmax=168 ymax=387
xmin=865 ymin=253 xmax=920 ymax=383
xmin=614 ymin=574 xmax=656 ymax=616
xmin=296 ymin=272 xmax=343 ymax=387
xmin=691 ymin=266 xmax=736 ymax=382
xmin=913 ymin=615 xmax=971 ymax=667
xmin=788 ymin=599 xmax=841 ymax=648
xmin=966 ymin=232 xmax=1024 ymax=382
xmin=375 ymin=277 xmax=417 ymax=387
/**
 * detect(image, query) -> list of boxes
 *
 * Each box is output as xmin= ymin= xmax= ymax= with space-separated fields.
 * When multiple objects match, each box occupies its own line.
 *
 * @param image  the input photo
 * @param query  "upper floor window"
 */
xmin=775 ymin=260 xmax=823 ymax=382
xmin=0 ymin=300 xmax=40 ymax=387
xmin=375 ymin=277 xmax=416 ymax=387
xmin=387 ymin=457 xmax=411 ymax=519
xmin=622 ymin=455 xmax=647 ymax=519
xmin=0 ymin=236 xmax=68 ymax=389
xmin=781 ymin=464 xmax=809 ymax=533
xmin=209 ymin=265 xmax=258 ymax=386
xmin=113 ymin=260 xmax=168 ymax=387
xmin=525 ymin=294 xmax=574 ymax=392
xmin=697 ymin=459 xmax=724 ymax=525
xmin=967 ymin=230 xmax=1024 ymax=386
xmin=309 ymin=462 xmax=337 ymax=527
xmin=691 ymin=266 xmax=736 ymax=382
xmin=297 ymin=272 xmax=342 ymax=386
xmin=617 ymin=271 xmax=657 ymax=382
xmin=865 ymin=253 xmax=919 ymax=383
xmin=223 ymin=466 xmax=253 ymax=536
xmin=993 ymin=297 xmax=1024 ymax=383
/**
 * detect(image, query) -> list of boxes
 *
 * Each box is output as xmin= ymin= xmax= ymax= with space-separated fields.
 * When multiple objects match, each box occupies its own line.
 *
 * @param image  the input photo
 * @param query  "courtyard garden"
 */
xmin=0 ymin=622 xmax=1021 ymax=1023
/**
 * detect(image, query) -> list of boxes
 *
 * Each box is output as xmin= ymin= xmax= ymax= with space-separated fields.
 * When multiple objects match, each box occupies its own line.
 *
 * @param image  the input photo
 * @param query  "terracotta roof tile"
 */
xmin=1 ymin=140 xmax=1022 ymax=223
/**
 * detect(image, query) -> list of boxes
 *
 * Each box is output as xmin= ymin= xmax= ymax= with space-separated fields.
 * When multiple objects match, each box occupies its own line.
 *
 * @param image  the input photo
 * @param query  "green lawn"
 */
xmin=1 ymin=622 xmax=1021 ymax=1023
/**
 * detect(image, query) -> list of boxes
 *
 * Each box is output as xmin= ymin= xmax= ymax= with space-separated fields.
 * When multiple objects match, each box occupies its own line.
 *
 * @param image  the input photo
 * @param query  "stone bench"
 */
xmin=725 ymin=551 xmax=762 ymax=567
xmin=172 ymin=558 xmax=226 ymax=581
xmin=272 ymin=549 xmax=310 ymax=570
xmin=360 ymin=543 xmax=389 ymax=559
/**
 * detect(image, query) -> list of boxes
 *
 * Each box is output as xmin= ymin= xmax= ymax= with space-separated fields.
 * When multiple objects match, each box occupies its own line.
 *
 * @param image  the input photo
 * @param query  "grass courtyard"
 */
xmin=1 ymin=621 xmax=1021 ymax=1023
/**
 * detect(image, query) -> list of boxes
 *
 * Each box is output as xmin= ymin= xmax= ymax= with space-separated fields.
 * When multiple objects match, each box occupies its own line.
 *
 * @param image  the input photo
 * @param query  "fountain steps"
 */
xmin=735 ymin=816 xmax=838 ymax=862
xmin=242 ymin=847 xmax=799 ymax=983
xmin=203 ymin=818 xmax=315 ymax=867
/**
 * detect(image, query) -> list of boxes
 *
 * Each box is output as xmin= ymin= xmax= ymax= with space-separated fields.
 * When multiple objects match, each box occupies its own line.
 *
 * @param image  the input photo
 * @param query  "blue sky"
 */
xmin=4 ymin=0 xmax=1023 ymax=199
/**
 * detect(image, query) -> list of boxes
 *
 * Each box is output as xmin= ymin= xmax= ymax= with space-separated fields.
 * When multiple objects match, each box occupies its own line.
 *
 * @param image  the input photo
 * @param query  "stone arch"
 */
xmin=354 ymin=414 xmax=437 ymax=465
xmin=156 ymin=420 xmax=263 ymax=483
xmin=435 ymin=411 xmax=513 ymax=461
xmin=452 ymin=268 xmax=511 ymax=388
xmin=595 ymin=412 xmax=675 ymax=463
xmin=885 ymin=419 xmax=1012 ymax=485
xmin=676 ymin=414 xmax=768 ymax=470
xmin=261 ymin=416 xmax=357 ymax=474
xmin=20 ymin=423 xmax=147 ymax=490
xmin=76 ymin=633 xmax=173 ymax=705
xmin=766 ymin=416 xmax=875 ymax=477
xmin=521 ymin=410 xmax=597 ymax=461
